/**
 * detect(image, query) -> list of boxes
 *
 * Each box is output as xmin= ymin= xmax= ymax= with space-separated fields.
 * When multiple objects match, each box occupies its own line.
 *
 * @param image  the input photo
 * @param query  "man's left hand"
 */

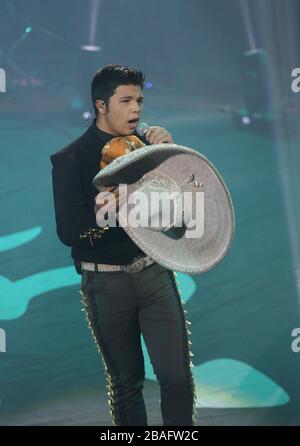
xmin=145 ymin=126 xmax=174 ymax=144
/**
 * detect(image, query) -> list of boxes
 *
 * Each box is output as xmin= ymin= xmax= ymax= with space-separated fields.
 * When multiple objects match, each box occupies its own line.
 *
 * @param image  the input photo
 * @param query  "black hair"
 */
xmin=91 ymin=64 xmax=145 ymax=116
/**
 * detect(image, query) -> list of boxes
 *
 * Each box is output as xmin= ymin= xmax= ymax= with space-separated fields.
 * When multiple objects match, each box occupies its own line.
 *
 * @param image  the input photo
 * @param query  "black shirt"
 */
xmin=50 ymin=119 xmax=150 ymax=274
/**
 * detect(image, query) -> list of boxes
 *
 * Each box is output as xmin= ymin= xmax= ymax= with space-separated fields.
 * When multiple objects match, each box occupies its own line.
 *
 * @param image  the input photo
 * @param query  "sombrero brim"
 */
xmin=93 ymin=144 xmax=235 ymax=274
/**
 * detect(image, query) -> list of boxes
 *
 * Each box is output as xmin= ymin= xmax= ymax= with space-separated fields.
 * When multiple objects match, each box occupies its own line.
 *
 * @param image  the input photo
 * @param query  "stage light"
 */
xmin=80 ymin=45 xmax=101 ymax=52
xmin=232 ymin=49 xmax=273 ymax=134
xmin=25 ymin=27 xmax=32 ymax=33
xmin=68 ymin=0 xmax=102 ymax=123
xmin=242 ymin=49 xmax=271 ymax=116
xmin=146 ymin=82 xmax=153 ymax=89
xmin=242 ymin=116 xmax=251 ymax=125
xmin=82 ymin=111 xmax=92 ymax=120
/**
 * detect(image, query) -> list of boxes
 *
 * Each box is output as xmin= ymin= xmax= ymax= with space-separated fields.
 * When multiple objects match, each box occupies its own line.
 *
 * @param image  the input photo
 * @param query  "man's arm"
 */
xmin=50 ymin=154 xmax=105 ymax=247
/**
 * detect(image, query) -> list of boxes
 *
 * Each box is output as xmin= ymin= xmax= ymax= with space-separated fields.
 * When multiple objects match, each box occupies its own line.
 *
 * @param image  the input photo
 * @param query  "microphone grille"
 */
xmin=136 ymin=122 xmax=149 ymax=136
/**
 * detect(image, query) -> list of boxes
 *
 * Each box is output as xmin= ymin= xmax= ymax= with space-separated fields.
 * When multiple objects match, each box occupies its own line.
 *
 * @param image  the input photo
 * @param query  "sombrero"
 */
xmin=93 ymin=144 xmax=235 ymax=274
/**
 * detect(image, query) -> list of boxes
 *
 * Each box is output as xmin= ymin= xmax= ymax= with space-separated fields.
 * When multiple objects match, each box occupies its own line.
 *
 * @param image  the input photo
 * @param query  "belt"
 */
xmin=81 ymin=255 xmax=155 ymax=273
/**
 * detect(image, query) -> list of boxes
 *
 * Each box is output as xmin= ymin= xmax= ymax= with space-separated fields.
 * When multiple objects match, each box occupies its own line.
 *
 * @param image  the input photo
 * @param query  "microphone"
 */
xmin=136 ymin=122 xmax=149 ymax=137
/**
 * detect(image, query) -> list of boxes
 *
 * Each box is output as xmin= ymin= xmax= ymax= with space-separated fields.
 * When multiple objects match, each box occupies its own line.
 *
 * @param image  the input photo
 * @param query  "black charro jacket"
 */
xmin=50 ymin=119 xmax=150 ymax=274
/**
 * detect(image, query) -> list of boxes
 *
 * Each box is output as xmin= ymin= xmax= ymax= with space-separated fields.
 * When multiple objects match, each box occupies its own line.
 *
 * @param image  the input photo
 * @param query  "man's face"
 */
xmin=96 ymin=84 xmax=144 ymax=136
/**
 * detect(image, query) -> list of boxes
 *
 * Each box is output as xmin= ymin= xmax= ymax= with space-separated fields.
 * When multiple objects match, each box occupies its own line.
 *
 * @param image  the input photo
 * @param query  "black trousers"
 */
xmin=79 ymin=262 xmax=197 ymax=426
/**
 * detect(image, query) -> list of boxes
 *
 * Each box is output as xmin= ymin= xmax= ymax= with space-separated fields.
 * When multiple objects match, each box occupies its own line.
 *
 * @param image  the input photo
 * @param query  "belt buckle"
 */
xmin=124 ymin=256 xmax=147 ymax=273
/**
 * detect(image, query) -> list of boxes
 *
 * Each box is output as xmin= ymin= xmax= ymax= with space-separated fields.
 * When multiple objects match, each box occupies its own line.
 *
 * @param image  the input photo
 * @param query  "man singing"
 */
xmin=50 ymin=64 xmax=197 ymax=426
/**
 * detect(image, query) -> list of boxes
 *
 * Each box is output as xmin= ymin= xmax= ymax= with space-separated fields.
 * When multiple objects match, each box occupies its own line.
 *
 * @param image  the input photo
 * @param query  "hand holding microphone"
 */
xmin=137 ymin=122 xmax=174 ymax=145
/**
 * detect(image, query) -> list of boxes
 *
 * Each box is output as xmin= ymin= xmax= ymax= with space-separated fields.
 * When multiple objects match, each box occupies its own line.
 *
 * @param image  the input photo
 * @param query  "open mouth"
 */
xmin=128 ymin=118 xmax=139 ymax=124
